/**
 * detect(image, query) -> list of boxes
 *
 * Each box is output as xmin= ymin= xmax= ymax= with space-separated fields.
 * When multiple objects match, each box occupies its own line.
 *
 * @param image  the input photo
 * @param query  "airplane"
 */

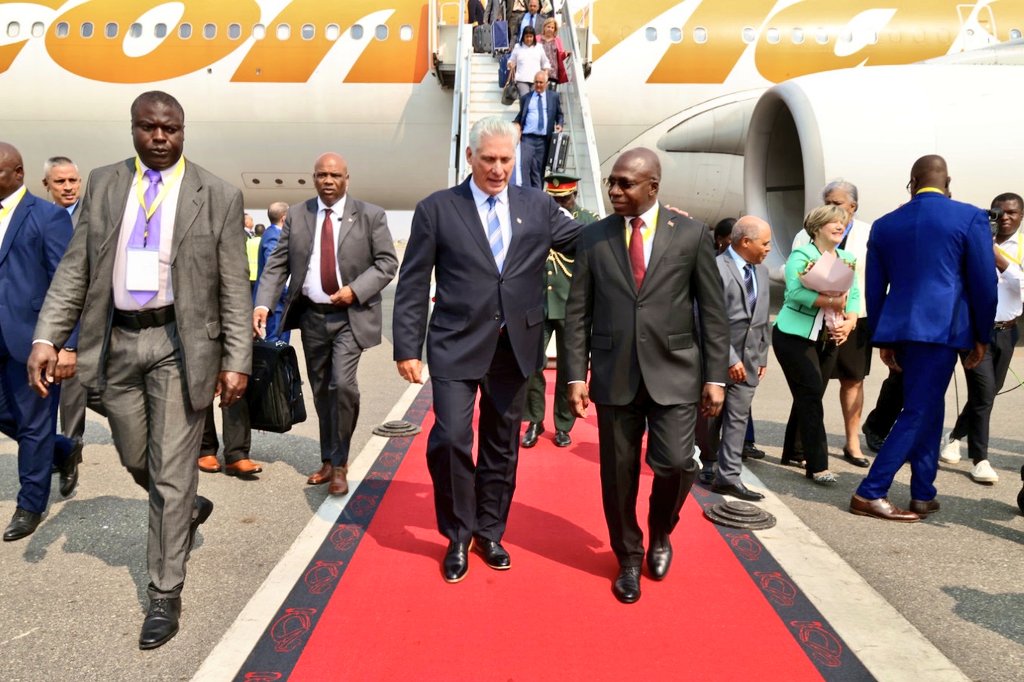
xmin=2 ymin=0 xmax=1023 ymax=267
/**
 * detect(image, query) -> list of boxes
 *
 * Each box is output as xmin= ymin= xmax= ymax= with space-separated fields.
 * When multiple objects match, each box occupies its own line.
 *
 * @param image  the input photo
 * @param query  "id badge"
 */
xmin=126 ymin=248 xmax=161 ymax=291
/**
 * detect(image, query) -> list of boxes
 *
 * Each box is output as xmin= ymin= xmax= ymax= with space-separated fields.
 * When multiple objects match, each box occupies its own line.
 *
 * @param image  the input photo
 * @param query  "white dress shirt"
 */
xmin=0 ymin=185 xmax=27 ymax=248
xmin=995 ymin=228 xmax=1024 ymax=322
xmin=726 ymin=245 xmax=758 ymax=301
xmin=623 ymin=203 xmax=659 ymax=267
xmin=301 ymin=195 xmax=347 ymax=303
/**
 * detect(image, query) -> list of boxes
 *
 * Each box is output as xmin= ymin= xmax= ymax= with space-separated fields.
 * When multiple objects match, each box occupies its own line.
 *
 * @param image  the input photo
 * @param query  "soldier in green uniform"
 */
xmin=522 ymin=173 xmax=599 ymax=448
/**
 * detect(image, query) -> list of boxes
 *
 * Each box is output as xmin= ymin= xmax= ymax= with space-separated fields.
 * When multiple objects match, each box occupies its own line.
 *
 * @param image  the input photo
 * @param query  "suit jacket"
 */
xmin=513 ymin=90 xmax=564 ymax=142
xmin=775 ymin=243 xmax=861 ymax=339
xmin=34 ymin=159 xmax=253 ymax=411
xmin=564 ymin=203 xmax=729 ymax=406
xmin=393 ymin=178 xmax=580 ymax=379
xmin=255 ymin=196 xmax=398 ymax=350
xmin=715 ymin=251 xmax=770 ymax=387
xmin=867 ymin=192 xmax=996 ymax=349
xmin=0 ymin=192 xmax=74 ymax=363
xmin=791 ymin=217 xmax=870 ymax=316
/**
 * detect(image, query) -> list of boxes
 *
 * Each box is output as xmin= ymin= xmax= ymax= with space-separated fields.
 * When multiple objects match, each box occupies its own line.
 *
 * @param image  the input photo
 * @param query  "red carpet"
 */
xmin=237 ymin=375 xmax=871 ymax=681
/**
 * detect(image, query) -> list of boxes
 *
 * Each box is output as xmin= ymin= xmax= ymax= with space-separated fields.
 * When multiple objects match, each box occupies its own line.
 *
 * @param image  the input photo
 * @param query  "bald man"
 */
xmin=254 ymin=153 xmax=397 ymax=495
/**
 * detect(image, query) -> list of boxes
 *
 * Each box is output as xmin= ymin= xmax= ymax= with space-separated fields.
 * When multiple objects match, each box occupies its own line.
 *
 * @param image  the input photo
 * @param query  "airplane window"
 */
xmin=965 ymin=28 xmax=975 ymax=38
xmin=301 ymin=23 xmax=315 ymax=40
xmin=351 ymin=24 xmax=364 ymax=40
xmin=276 ymin=23 xmax=291 ymax=40
xmin=400 ymin=24 xmax=413 ymax=41
xmin=129 ymin=23 xmax=142 ymax=38
xmin=6 ymin=22 xmax=18 ymax=38
xmin=326 ymin=23 xmax=341 ymax=40
xmin=81 ymin=22 xmax=94 ymax=38
xmin=1011 ymin=29 xmax=1022 ymax=40
xmin=55 ymin=22 xmax=69 ymax=38
xmin=815 ymin=27 xmax=828 ymax=44
xmin=644 ymin=26 xmax=657 ymax=42
xmin=693 ymin=27 xmax=707 ymax=44
xmin=204 ymin=23 xmax=216 ymax=39
xmin=741 ymin=27 xmax=755 ymax=44
xmin=155 ymin=23 xmax=167 ymax=38
xmin=870 ymin=31 xmax=879 ymax=44
xmin=375 ymin=24 xmax=388 ymax=40
xmin=179 ymin=23 xmax=192 ymax=39
xmin=669 ymin=27 xmax=682 ymax=43
xmin=791 ymin=28 xmax=804 ymax=44
xmin=766 ymin=27 xmax=779 ymax=44
xmin=105 ymin=22 xmax=118 ymax=39
xmin=32 ymin=22 xmax=44 ymax=38
xmin=253 ymin=24 xmax=266 ymax=40
xmin=228 ymin=23 xmax=241 ymax=40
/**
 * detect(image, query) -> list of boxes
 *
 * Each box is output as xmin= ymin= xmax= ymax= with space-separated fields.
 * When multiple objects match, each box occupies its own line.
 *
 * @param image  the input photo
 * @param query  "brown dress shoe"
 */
xmin=908 ymin=498 xmax=940 ymax=517
xmin=849 ymin=495 xmax=920 ymax=522
xmin=307 ymin=462 xmax=333 ymax=485
xmin=197 ymin=455 xmax=222 ymax=473
xmin=328 ymin=466 xmax=349 ymax=496
xmin=225 ymin=459 xmax=263 ymax=477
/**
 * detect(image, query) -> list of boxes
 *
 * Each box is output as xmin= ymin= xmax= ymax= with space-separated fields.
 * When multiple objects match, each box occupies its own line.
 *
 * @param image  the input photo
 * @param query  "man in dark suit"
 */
xmin=512 ymin=70 xmax=563 ymax=189
xmin=29 ymin=91 xmax=252 ymax=649
xmin=706 ymin=216 xmax=772 ymax=502
xmin=0 ymin=143 xmax=78 ymax=541
xmin=564 ymin=147 xmax=729 ymax=603
xmin=393 ymin=116 xmax=580 ymax=583
xmin=255 ymin=153 xmax=398 ymax=496
xmin=256 ymin=201 xmax=291 ymax=344
xmin=850 ymin=155 xmax=996 ymax=522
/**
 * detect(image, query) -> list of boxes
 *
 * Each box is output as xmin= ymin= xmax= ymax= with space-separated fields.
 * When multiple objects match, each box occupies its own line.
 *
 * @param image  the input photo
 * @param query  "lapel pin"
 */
xmin=516 ymin=217 xmax=522 ymax=224
xmin=667 ymin=220 xmax=675 ymax=227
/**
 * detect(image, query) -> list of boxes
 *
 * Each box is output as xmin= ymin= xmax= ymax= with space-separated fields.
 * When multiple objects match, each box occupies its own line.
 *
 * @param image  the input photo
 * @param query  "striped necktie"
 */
xmin=743 ymin=263 xmax=757 ymax=312
xmin=487 ymin=195 xmax=505 ymax=272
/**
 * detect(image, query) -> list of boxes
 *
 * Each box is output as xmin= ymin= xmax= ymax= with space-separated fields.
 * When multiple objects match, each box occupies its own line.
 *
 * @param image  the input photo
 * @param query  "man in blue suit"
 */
xmin=393 ymin=116 xmax=580 ymax=582
xmin=0 ymin=142 xmax=78 ymax=541
xmin=513 ymin=71 xmax=563 ymax=189
xmin=850 ymin=155 xmax=996 ymax=522
xmin=256 ymin=201 xmax=291 ymax=344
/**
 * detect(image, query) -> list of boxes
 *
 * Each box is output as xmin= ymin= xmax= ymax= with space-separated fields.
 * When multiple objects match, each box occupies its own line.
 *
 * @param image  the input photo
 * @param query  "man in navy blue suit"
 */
xmin=256 ymin=201 xmax=291 ymax=344
xmin=393 ymin=116 xmax=580 ymax=582
xmin=0 ymin=142 xmax=78 ymax=541
xmin=850 ymin=155 xmax=997 ymax=522
xmin=513 ymin=70 xmax=563 ymax=189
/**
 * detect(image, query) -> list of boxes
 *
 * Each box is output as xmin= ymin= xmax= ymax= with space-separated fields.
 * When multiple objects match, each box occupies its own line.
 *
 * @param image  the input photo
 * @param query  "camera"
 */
xmin=989 ymin=206 xmax=1004 ymax=235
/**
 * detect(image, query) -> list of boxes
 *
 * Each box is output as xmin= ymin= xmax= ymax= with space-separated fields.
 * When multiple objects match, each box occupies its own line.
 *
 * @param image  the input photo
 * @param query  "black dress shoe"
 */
xmin=712 ymin=481 xmax=765 ymax=502
xmin=553 ymin=430 xmax=572 ymax=447
xmin=521 ymin=422 xmax=543 ymax=448
xmin=443 ymin=541 xmax=470 ymax=583
xmin=742 ymin=442 xmax=766 ymax=460
xmin=139 ymin=597 xmax=181 ymax=650
xmin=843 ymin=447 xmax=870 ymax=468
xmin=612 ymin=566 xmax=641 ymax=603
xmin=58 ymin=441 xmax=84 ymax=498
xmin=3 ymin=508 xmax=42 ymax=542
xmin=187 ymin=496 xmax=214 ymax=555
xmin=862 ymin=425 xmax=886 ymax=453
xmin=473 ymin=537 xmax=511 ymax=570
xmin=646 ymin=533 xmax=672 ymax=580
xmin=698 ymin=467 xmax=715 ymax=486
xmin=1016 ymin=464 xmax=1023 ymax=516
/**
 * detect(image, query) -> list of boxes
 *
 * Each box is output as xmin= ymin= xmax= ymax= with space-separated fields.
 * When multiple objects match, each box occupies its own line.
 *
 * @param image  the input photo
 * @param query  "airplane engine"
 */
xmin=744 ymin=64 xmax=1024 ymax=273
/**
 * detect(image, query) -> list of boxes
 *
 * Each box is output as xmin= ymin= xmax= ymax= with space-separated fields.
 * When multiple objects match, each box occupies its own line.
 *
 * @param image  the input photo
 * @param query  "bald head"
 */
xmin=732 ymin=215 xmax=772 ymax=264
xmin=909 ymin=154 xmax=949 ymax=195
xmin=608 ymin=147 xmax=661 ymax=216
xmin=268 ymin=201 xmax=289 ymax=225
xmin=313 ymin=152 xmax=349 ymax=205
xmin=0 ymin=142 xmax=25 ymax=202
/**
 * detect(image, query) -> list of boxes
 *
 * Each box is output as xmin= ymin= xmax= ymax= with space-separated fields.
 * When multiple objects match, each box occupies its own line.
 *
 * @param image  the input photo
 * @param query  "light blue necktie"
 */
xmin=487 ymin=196 xmax=505 ymax=272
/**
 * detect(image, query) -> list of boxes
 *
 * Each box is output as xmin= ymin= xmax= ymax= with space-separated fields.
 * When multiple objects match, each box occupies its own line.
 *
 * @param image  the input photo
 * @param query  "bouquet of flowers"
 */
xmin=800 ymin=251 xmax=855 ymax=332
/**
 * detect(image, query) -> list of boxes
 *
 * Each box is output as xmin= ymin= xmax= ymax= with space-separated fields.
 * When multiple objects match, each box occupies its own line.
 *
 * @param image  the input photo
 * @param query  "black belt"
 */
xmin=303 ymin=297 xmax=342 ymax=315
xmin=522 ymin=133 xmax=546 ymax=138
xmin=994 ymin=318 xmax=1018 ymax=330
xmin=113 ymin=305 xmax=175 ymax=330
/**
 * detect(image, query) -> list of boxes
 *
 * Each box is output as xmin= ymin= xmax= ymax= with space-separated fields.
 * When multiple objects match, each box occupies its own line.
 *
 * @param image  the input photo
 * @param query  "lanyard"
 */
xmin=997 ymin=234 xmax=1023 ymax=266
xmin=134 ymin=156 xmax=185 ymax=222
xmin=0 ymin=186 xmax=27 ymax=225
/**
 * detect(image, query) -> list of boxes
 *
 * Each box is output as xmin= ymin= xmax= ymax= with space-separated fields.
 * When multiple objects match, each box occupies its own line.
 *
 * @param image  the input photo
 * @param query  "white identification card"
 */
xmin=126 ymin=248 xmax=160 ymax=291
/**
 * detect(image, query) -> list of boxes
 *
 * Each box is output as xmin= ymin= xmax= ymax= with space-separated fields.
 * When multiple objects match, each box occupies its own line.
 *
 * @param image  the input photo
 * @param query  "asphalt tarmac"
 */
xmin=1 ymin=281 xmax=1022 ymax=681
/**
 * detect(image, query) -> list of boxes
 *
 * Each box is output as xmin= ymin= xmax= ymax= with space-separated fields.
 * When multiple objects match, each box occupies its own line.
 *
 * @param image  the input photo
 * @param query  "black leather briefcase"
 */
xmin=247 ymin=339 xmax=307 ymax=433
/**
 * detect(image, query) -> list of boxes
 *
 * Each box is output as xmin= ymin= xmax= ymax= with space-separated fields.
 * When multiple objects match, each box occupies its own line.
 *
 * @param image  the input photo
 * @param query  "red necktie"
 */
xmin=629 ymin=217 xmax=646 ymax=290
xmin=320 ymin=208 xmax=340 ymax=295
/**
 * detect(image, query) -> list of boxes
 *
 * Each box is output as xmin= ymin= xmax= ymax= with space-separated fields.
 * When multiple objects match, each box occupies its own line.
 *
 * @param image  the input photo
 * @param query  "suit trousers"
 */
xmin=59 ymin=373 xmax=107 ymax=443
xmin=524 ymin=319 xmax=575 ymax=432
xmin=299 ymin=307 xmax=362 ymax=468
xmin=864 ymin=368 xmax=904 ymax=440
xmin=595 ymin=380 xmax=698 ymax=568
xmin=949 ymin=325 xmax=1017 ymax=463
xmin=772 ymin=327 xmax=838 ymax=475
xmin=711 ymin=382 xmax=757 ymax=486
xmin=101 ymin=323 xmax=205 ymax=600
xmin=200 ymin=398 xmax=251 ymax=464
xmin=427 ymin=332 xmax=528 ymax=544
xmin=520 ymin=134 xmax=548 ymax=189
xmin=856 ymin=343 xmax=958 ymax=502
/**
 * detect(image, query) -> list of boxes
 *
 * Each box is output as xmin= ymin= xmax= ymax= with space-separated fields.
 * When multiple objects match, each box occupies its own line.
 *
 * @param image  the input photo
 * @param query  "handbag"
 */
xmin=502 ymin=80 xmax=518 ymax=105
xmin=556 ymin=50 xmax=570 ymax=84
xmin=246 ymin=339 xmax=307 ymax=433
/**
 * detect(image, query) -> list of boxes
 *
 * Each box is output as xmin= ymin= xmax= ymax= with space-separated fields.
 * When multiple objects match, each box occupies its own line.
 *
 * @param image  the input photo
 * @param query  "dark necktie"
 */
xmin=320 ymin=208 xmax=340 ymax=295
xmin=629 ymin=217 xmax=645 ymax=290
xmin=536 ymin=92 xmax=546 ymax=133
xmin=743 ymin=263 xmax=757 ymax=312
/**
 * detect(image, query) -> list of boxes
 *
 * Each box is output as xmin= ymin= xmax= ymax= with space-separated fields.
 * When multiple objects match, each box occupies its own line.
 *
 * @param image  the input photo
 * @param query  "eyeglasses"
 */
xmin=604 ymin=177 xmax=651 ymax=191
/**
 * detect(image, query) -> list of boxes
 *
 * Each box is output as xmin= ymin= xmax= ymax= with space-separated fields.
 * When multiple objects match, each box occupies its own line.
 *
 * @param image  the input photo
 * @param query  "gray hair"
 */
xmin=468 ymin=116 xmax=520 ymax=154
xmin=43 ymin=155 xmax=77 ymax=177
xmin=821 ymin=179 xmax=858 ymax=205
xmin=730 ymin=215 xmax=768 ymax=243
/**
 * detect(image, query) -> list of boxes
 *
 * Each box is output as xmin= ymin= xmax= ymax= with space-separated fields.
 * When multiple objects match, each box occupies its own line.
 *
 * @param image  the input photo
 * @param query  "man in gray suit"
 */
xmin=28 ymin=91 xmax=252 ymax=650
xmin=254 ymin=152 xmax=398 ymax=496
xmin=706 ymin=216 xmax=772 ymax=501
xmin=565 ymin=148 xmax=729 ymax=604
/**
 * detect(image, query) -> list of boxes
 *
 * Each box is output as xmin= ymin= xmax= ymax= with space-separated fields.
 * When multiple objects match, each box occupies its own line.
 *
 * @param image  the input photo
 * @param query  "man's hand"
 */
xmin=215 ymin=371 xmax=248 ymax=408
xmin=554 ymin=124 xmax=563 ymax=133
xmin=963 ymin=342 xmax=987 ymax=370
xmin=253 ymin=307 xmax=268 ymax=339
xmin=330 ymin=285 xmax=357 ymax=308
xmin=662 ymin=204 xmax=691 ymax=218
xmin=568 ymin=382 xmax=589 ymax=418
xmin=397 ymin=359 xmax=423 ymax=384
xmin=879 ymin=348 xmax=902 ymax=372
xmin=757 ymin=366 xmax=767 ymax=381
xmin=55 ymin=349 xmax=78 ymax=382
xmin=27 ymin=342 xmax=59 ymax=398
xmin=700 ymin=383 xmax=725 ymax=417
xmin=728 ymin=361 xmax=747 ymax=384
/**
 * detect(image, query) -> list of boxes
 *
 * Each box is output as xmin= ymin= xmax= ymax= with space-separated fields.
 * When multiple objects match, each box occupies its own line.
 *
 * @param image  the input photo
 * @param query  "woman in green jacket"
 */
xmin=773 ymin=205 xmax=861 ymax=484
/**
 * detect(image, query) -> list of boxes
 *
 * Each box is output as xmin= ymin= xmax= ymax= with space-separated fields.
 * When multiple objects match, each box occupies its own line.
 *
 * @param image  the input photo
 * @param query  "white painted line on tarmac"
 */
xmin=740 ymin=468 xmax=969 ymax=682
xmin=192 ymin=374 xmax=429 ymax=682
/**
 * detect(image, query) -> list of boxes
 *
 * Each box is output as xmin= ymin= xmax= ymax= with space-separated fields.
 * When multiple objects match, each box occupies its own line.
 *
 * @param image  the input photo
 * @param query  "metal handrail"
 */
xmin=447 ymin=0 xmax=471 ymax=186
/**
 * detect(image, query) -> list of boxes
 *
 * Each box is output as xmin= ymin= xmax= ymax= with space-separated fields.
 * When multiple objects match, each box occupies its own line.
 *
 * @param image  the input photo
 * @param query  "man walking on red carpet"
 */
xmin=565 ymin=148 xmax=729 ymax=603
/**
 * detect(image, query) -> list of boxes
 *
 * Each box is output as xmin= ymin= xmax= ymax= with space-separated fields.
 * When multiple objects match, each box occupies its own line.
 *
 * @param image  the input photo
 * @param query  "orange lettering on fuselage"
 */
xmin=0 ymin=0 xmax=67 ymax=74
xmin=589 ymin=0 xmax=681 ymax=61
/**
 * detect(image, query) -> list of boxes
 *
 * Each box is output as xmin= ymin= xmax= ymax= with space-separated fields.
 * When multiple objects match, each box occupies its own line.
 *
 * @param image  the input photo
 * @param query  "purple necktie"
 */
xmin=128 ymin=169 xmax=162 ymax=305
